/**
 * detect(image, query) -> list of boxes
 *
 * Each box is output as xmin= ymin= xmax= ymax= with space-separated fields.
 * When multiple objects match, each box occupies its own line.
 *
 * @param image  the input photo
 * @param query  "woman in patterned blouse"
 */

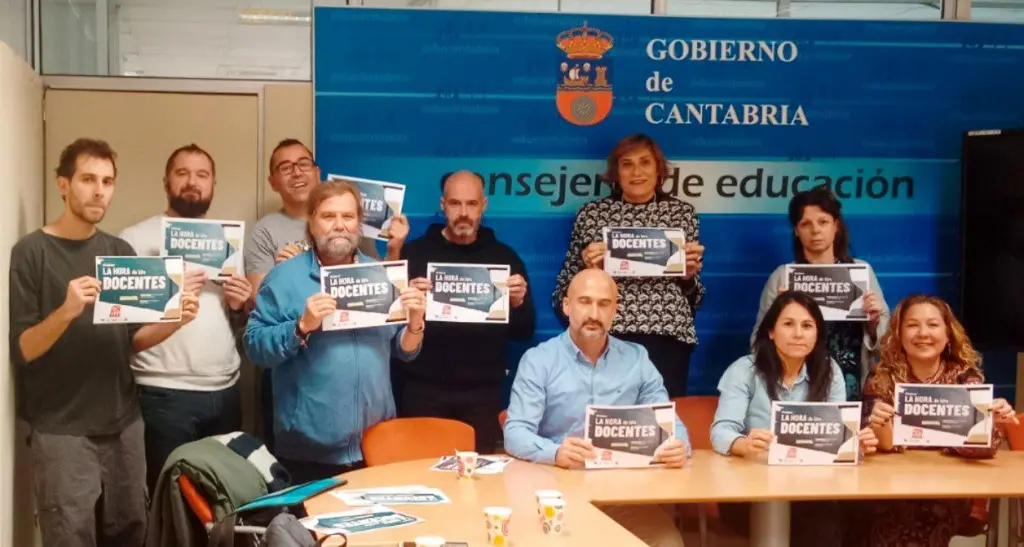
xmin=858 ymin=294 xmax=1017 ymax=547
xmin=552 ymin=134 xmax=705 ymax=397
xmin=753 ymin=186 xmax=889 ymax=401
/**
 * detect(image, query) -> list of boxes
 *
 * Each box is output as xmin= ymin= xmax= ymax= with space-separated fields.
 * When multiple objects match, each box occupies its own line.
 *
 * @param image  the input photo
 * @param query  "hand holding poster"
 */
xmin=584 ymin=403 xmax=676 ymax=469
xmin=426 ymin=263 xmax=510 ymax=323
xmin=327 ymin=174 xmax=406 ymax=241
xmin=94 ymin=256 xmax=184 ymax=324
xmin=894 ymin=383 xmax=994 ymax=447
xmin=769 ymin=402 xmax=862 ymax=465
xmin=321 ymin=261 xmax=409 ymax=330
xmin=602 ymin=227 xmax=685 ymax=277
xmin=162 ymin=217 xmax=245 ymax=280
xmin=783 ymin=264 xmax=870 ymax=321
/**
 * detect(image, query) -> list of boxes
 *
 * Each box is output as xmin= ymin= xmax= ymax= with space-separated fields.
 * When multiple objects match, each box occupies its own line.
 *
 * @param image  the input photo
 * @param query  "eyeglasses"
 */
xmin=274 ymin=158 xmax=315 ymax=176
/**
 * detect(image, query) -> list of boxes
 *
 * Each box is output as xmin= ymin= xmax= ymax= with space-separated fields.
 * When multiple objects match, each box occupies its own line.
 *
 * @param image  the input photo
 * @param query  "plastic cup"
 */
xmin=414 ymin=537 xmax=446 ymax=547
xmin=539 ymin=497 xmax=566 ymax=535
xmin=534 ymin=489 xmax=563 ymax=518
xmin=483 ymin=506 xmax=512 ymax=545
xmin=455 ymin=450 xmax=478 ymax=479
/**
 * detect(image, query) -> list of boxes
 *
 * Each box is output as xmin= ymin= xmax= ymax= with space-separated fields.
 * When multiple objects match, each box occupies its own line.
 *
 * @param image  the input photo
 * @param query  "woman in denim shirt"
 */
xmin=712 ymin=290 xmax=878 ymax=546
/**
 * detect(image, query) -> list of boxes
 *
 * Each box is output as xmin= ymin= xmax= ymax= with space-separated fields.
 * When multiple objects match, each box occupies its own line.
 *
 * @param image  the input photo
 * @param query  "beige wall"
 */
xmin=0 ymin=42 xmax=45 ymax=547
xmin=43 ymin=90 xmax=260 ymax=234
xmin=262 ymin=82 xmax=313 ymax=216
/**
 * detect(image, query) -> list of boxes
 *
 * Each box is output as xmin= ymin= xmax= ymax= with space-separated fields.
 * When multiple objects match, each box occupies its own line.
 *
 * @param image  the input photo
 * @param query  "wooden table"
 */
xmin=305 ymin=450 xmax=1024 ymax=546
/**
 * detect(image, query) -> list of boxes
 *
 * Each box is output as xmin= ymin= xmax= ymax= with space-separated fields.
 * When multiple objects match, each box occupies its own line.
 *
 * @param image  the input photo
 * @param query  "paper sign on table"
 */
xmin=769 ymin=401 xmax=862 ymax=465
xmin=94 ymin=256 xmax=184 ymax=324
xmin=602 ymin=227 xmax=685 ymax=277
xmin=783 ymin=264 xmax=870 ymax=321
xmin=327 ymin=174 xmax=406 ymax=241
xmin=321 ymin=261 xmax=409 ymax=331
xmin=332 ymin=485 xmax=451 ymax=506
xmin=426 ymin=263 xmax=509 ymax=324
xmin=584 ymin=403 xmax=676 ymax=469
xmin=894 ymin=383 xmax=994 ymax=447
xmin=161 ymin=217 xmax=245 ymax=280
xmin=429 ymin=455 xmax=511 ymax=475
xmin=300 ymin=505 xmax=422 ymax=536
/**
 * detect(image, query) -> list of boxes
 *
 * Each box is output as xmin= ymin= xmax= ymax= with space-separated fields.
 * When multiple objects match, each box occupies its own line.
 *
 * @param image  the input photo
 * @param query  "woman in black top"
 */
xmin=552 ymin=134 xmax=705 ymax=397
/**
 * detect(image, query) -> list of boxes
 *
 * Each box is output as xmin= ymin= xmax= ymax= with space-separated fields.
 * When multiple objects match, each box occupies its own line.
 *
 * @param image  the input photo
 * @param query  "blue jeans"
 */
xmin=137 ymin=384 xmax=242 ymax=491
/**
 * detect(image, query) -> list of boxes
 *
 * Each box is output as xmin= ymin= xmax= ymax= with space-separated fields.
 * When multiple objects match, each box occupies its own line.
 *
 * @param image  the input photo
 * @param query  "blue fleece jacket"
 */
xmin=244 ymin=250 xmax=418 ymax=465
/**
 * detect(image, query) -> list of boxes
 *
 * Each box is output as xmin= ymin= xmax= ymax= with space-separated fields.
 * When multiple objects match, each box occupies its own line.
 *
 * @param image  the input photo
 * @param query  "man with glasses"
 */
xmin=244 ymin=138 xmax=408 ymax=450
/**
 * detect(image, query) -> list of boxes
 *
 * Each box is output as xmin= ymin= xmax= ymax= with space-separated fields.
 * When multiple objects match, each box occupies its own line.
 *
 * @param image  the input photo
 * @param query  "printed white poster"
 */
xmin=584 ymin=403 xmax=676 ymax=469
xmin=94 ymin=256 xmax=184 ymax=324
xmin=783 ymin=264 xmax=870 ymax=321
xmin=602 ymin=227 xmax=686 ymax=277
xmin=769 ymin=401 xmax=862 ymax=465
xmin=894 ymin=383 xmax=994 ymax=447
xmin=426 ymin=263 xmax=510 ymax=324
xmin=321 ymin=261 xmax=409 ymax=330
xmin=161 ymin=217 xmax=245 ymax=280
xmin=326 ymin=174 xmax=406 ymax=241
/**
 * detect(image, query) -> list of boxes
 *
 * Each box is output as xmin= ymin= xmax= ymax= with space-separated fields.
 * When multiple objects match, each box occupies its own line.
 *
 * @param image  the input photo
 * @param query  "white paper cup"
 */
xmin=414 ymin=537 xmax=447 ymax=547
xmin=534 ymin=489 xmax=563 ymax=518
xmin=483 ymin=506 xmax=512 ymax=545
xmin=455 ymin=450 xmax=478 ymax=479
xmin=539 ymin=497 xmax=566 ymax=535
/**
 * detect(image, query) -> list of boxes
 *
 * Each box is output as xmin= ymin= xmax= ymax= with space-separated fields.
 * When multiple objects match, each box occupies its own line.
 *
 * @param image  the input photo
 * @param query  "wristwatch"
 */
xmin=295 ymin=323 xmax=310 ymax=348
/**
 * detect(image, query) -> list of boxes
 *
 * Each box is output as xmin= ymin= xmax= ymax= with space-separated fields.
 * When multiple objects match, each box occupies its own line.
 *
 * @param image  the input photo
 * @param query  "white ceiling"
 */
xmin=38 ymin=0 xmax=1023 ymax=80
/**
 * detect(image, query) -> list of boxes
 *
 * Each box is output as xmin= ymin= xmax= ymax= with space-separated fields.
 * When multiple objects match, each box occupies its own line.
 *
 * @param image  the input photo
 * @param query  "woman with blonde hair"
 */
xmin=861 ymin=294 xmax=1017 ymax=546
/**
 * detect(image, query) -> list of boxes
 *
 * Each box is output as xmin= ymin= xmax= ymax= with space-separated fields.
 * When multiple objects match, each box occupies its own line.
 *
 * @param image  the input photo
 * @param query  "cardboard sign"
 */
xmin=162 ymin=217 xmax=245 ymax=280
xmin=94 ymin=256 xmax=184 ymax=324
xmin=769 ymin=401 xmax=862 ymax=465
xmin=783 ymin=264 xmax=870 ymax=321
xmin=426 ymin=263 xmax=510 ymax=323
xmin=894 ymin=383 xmax=994 ymax=447
xmin=584 ymin=403 xmax=676 ymax=468
xmin=321 ymin=261 xmax=409 ymax=330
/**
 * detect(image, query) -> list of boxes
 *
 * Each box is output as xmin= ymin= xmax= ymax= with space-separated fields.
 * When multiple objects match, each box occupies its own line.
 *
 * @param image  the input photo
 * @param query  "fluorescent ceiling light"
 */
xmin=237 ymin=9 xmax=311 ymax=25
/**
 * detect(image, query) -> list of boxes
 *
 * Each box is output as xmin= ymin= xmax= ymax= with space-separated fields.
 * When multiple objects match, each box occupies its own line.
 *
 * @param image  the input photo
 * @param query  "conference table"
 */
xmin=305 ymin=450 xmax=1024 ymax=546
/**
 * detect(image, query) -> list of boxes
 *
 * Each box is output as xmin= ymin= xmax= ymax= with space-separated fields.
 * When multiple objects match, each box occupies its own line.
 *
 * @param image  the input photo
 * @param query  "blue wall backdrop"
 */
xmin=313 ymin=7 xmax=1024 ymax=402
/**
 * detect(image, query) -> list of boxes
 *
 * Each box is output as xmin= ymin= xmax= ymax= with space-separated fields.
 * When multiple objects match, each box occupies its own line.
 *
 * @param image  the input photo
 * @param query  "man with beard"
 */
xmin=400 ymin=170 xmax=534 ymax=452
xmin=9 ymin=138 xmax=199 ymax=546
xmin=245 ymin=180 xmax=426 ymax=483
xmin=503 ymin=269 xmax=688 ymax=547
xmin=118 ymin=143 xmax=253 ymax=490
xmin=244 ymin=138 xmax=409 ymax=449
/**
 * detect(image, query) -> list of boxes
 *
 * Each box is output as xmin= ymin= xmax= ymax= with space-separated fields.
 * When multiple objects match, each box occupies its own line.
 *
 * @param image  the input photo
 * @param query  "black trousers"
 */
xmin=616 ymin=333 xmax=694 ymax=398
xmin=137 ymin=383 xmax=242 ymax=492
xmin=401 ymin=381 xmax=504 ymax=454
xmin=277 ymin=457 xmax=366 ymax=485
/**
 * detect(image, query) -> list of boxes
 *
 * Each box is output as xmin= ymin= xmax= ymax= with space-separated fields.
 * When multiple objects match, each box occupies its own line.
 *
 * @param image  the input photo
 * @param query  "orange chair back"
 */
xmin=672 ymin=395 xmax=719 ymax=451
xmin=177 ymin=474 xmax=214 ymax=525
xmin=1002 ymin=419 xmax=1024 ymax=451
xmin=362 ymin=417 xmax=475 ymax=467
xmin=498 ymin=409 xmax=508 ymax=428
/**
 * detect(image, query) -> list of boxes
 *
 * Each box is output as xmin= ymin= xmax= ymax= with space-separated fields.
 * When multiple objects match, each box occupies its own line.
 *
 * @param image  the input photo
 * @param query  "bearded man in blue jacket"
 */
xmin=245 ymin=180 xmax=426 ymax=483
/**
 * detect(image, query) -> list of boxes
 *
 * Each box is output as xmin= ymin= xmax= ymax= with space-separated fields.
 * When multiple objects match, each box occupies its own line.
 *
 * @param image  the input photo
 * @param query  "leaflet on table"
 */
xmin=783 ymin=264 xmax=869 ymax=321
xmin=429 ymin=455 xmax=511 ymax=474
xmin=602 ymin=227 xmax=685 ymax=277
xmin=326 ymin=173 xmax=405 ymax=241
xmin=300 ymin=505 xmax=422 ymax=536
xmin=894 ymin=383 xmax=994 ymax=447
xmin=94 ymin=256 xmax=184 ymax=324
xmin=321 ymin=261 xmax=409 ymax=331
xmin=426 ymin=262 xmax=510 ymax=324
xmin=769 ymin=401 xmax=862 ymax=466
xmin=583 ymin=403 xmax=676 ymax=469
xmin=331 ymin=485 xmax=451 ymax=506
xmin=161 ymin=217 xmax=245 ymax=280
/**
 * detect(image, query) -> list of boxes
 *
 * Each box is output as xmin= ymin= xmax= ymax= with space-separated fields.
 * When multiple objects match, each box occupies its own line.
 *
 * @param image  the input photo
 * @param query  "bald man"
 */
xmin=397 ymin=170 xmax=535 ymax=453
xmin=503 ymin=269 xmax=689 ymax=547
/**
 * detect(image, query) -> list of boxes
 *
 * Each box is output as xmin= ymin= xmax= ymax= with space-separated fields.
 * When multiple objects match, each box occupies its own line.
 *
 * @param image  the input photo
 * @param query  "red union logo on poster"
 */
xmin=556 ymin=22 xmax=613 ymax=126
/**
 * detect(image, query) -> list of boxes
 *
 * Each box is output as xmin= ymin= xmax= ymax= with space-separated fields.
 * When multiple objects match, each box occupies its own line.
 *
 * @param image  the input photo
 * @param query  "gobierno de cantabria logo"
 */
xmin=556 ymin=22 xmax=613 ymax=126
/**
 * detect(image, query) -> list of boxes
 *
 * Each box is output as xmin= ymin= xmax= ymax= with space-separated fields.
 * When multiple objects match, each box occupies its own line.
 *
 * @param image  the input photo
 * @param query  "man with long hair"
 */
xmin=244 ymin=180 xmax=425 ymax=483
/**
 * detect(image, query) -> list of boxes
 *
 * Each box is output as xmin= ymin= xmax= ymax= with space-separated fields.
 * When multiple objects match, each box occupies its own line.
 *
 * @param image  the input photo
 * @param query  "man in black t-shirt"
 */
xmin=399 ymin=170 xmax=535 ymax=453
xmin=8 ymin=138 xmax=199 ymax=547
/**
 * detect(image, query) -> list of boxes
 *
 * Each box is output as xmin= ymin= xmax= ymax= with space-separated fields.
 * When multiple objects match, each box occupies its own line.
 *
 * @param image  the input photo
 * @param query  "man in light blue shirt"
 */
xmin=504 ymin=269 xmax=687 ymax=547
